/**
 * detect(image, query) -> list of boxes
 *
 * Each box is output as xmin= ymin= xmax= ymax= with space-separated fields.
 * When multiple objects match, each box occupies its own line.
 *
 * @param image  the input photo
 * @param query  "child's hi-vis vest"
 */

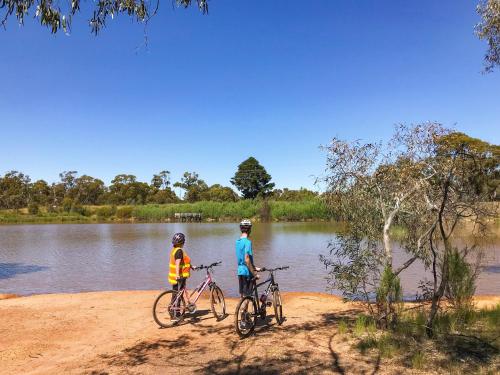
xmin=168 ymin=247 xmax=191 ymax=284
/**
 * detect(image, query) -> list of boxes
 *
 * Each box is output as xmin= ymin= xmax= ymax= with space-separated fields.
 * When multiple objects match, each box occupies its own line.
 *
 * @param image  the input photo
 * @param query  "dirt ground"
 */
xmin=0 ymin=291 xmax=499 ymax=375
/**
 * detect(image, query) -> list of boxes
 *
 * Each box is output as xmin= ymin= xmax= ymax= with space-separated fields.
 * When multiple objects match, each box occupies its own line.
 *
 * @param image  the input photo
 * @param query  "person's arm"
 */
xmin=175 ymin=258 xmax=181 ymax=279
xmin=174 ymin=249 xmax=183 ymax=280
xmin=245 ymin=253 xmax=257 ymax=276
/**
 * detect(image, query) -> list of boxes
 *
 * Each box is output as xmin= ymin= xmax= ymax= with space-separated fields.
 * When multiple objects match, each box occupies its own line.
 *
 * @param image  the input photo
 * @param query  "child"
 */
xmin=236 ymin=219 xmax=261 ymax=297
xmin=168 ymin=232 xmax=196 ymax=319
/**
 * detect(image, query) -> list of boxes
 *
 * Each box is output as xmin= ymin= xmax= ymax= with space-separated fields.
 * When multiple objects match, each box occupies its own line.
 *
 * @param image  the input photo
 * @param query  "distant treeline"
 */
xmin=0 ymin=169 xmax=320 ymax=215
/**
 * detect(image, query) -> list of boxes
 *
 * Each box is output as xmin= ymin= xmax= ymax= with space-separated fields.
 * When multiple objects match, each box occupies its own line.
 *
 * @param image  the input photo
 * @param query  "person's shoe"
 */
xmin=187 ymin=302 xmax=197 ymax=313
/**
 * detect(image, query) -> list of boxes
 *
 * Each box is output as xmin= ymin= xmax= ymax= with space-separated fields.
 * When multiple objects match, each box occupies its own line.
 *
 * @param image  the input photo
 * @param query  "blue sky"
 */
xmin=1 ymin=0 xmax=499 ymax=190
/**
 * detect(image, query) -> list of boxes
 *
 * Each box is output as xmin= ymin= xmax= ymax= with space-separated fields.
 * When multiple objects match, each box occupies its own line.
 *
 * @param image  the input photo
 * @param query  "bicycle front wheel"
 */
xmin=273 ymin=288 xmax=284 ymax=325
xmin=210 ymin=285 xmax=226 ymax=321
xmin=234 ymin=296 xmax=257 ymax=338
xmin=152 ymin=290 xmax=186 ymax=328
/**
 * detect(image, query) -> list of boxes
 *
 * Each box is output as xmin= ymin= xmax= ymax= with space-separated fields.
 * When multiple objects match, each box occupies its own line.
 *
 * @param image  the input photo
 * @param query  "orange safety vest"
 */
xmin=168 ymin=247 xmax=191 ymax=285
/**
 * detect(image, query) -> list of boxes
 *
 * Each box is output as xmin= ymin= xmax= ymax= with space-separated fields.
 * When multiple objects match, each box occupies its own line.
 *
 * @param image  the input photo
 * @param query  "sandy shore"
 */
xmin=0 ymin=291 xmax=498 ymax=375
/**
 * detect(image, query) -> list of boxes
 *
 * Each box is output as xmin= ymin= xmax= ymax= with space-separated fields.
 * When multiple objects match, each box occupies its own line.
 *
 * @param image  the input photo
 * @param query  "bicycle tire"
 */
xmin=210 ymin=285 xmax=226 ymax=321
xmin=152 ymin=290 xmax=186 ymax=328
xmin=273 ymin=288 xmax=284 ymax=325
xmin=234 ymin=296 xmax=257 ymax=338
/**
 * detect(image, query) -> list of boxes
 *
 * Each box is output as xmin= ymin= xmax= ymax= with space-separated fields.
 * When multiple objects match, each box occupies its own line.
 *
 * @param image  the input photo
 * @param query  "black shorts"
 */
xmin=238 ymin=275 xmax=254 ymax=296
xmin=172 ymin=278 xmax=186 ymax=291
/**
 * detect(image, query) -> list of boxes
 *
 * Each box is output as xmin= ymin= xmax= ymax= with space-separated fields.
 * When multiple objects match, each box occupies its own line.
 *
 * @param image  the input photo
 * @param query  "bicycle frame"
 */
xmin=172 ymin=267 xmax=215 ymax=306
xmin=252 ymin=271 xmax=277 ymax=312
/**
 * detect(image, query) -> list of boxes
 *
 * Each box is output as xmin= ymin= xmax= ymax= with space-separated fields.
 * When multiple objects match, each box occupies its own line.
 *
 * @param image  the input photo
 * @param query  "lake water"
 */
xmin=0 ymin=223 xmax=499 ymax=297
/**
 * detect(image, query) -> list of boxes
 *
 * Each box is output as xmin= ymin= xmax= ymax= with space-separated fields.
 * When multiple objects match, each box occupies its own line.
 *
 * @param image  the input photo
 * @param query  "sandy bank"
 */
xmin=0 ymin=291 xmax=498 ymax=375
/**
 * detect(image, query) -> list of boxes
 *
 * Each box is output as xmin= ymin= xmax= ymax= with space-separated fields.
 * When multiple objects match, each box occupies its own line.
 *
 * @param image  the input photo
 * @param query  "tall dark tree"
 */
xmin=231 ymin=157 xmax=275 ymax=199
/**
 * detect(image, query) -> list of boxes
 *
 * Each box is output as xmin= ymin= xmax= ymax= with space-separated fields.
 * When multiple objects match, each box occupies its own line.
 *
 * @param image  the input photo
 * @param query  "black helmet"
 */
xmin=172 ymin=233 xmax=185 ymax=246
xmin=239 ymin=219 xmax=252 ymax=232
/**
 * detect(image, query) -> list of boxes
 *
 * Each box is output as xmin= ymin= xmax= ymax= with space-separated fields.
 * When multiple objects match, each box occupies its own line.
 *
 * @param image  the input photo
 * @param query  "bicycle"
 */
xmin=234 ymin=266 xmax=289 ymax=338
xmin=153 ymin=261 xmax=226 ymax=328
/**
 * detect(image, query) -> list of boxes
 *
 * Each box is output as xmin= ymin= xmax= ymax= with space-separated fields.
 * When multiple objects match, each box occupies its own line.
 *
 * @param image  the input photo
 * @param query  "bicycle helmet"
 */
xmin=172 ymin=232 xmax=185 ymax=246
xmin=239 ymin=219 xmax=252 ymax=232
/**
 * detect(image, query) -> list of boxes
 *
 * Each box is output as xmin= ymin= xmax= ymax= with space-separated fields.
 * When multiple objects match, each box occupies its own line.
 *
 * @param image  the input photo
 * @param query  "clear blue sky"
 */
xmin=1 ymin=0 xmax=499 ymax=190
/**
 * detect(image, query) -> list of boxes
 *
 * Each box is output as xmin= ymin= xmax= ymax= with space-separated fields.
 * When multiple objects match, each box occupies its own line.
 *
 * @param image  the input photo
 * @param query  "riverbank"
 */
xmin=0 ymin=200 xmax=330 ymax=224
xmin=0 ymin=291 xmax=498 ymax=374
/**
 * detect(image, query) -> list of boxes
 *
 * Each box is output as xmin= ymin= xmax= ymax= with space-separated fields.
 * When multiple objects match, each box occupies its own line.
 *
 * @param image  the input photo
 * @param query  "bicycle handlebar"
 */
xmin=194 ymin=261 xmax=222 ymax=270
xmin=260 ymin=266 xmax=290 ymax=272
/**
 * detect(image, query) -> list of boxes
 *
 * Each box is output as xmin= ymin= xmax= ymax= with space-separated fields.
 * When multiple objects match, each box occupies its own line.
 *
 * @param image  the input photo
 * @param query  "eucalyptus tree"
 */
xmin=476 ymin=0 xmax=500 ymax=72
xmin=1 ymin=0 xmax=208 ymax=34
xmin=320 ymin=123 xmax=448 ymax=325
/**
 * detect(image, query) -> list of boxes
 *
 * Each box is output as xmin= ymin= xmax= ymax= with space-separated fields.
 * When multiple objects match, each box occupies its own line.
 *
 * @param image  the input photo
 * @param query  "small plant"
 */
xmin=410 ymin=351 xmax=424 ymax=369
xmin=338 ymin=319 xmax=347 ymax=335
xmin=354 ymin=314 xmax=367 ymax=337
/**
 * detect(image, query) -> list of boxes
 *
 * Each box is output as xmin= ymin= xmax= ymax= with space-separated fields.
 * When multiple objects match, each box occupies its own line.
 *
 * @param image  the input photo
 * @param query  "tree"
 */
xmin=174 ymin=171 xmax=208 ymax=202
xmin=271 ymin=188 xmax=318 ymax=201
xmin=30 ymin=179 xmax=51 ymax=205
xmin=476 ymin=0 xmax=500 ymax=72
xmin=423 ymin=132 xmax=499 ymax=335
xmin=200 ymin=184 xmax=239 ymax=202
xmin=320 ymin=125 xmax=499 ymax=331
xmin=231 ymin=157 xmax=275 ymax=199
xmin=1 ymin=0 xmax=208 ymax=35
xmin=320 ymin=124 xmax=450 ymax=326
xmin=148 ymin=170 xmax=178 ymax=204
xmin=0 ymin=171 xmax=31 ymax=209
xmin=151 ymin=170 xmax=171 ymax=190
xmin=74 ymin=175 xmax=106 ymax=205
xmin=108 ymin=174 xmax=150 ymax=204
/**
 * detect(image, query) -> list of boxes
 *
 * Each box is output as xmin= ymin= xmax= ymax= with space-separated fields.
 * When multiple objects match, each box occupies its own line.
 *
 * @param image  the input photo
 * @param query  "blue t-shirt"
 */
xmin=236 ymin=237 xmax=253 ymax=276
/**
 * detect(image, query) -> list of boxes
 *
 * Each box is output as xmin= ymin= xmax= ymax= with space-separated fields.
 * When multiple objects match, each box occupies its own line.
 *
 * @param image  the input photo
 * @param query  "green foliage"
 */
xmin=0 ymin=0 xmax=208 ymax=34
xmin=115 ymin=206 xmax=133 ymax=219
xmin=271 ymin=188 xmax=318 ymax=201
xmin=174 ymin=172 xmax=208 ymax=202
xmin=376 ymin=266 xmax=403 ymax=326
xmin=199 ymin=184 xmax=238 ymax=202
xmin=96 ymin=205 xmax=116 ymax=219
xmin=354 ymin=314 xmax=368 ymax=337
xmin=446 ymin=248 xmax=477 ymax=312
xmin=231 ymin=157 xmax=275 ymax=199
xmin=338 ymin=319 xmax=348 ymax=335
xmin=410 ymin=350 xmax=424 ymax=369
xmin=27 ymin=202 xmax=39 ymax=215
xmin=476 ymin=0 xmax=500 ymax=72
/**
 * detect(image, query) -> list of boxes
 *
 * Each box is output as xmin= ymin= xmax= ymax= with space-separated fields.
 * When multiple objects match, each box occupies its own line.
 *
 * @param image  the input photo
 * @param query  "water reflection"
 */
xmin=0 ymin=223 xmax=498 ymax=297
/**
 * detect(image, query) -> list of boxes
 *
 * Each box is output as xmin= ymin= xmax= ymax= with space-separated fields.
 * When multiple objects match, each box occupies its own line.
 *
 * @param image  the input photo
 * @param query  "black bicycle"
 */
xmin=234 ymin=266 xmax=289 ymax=338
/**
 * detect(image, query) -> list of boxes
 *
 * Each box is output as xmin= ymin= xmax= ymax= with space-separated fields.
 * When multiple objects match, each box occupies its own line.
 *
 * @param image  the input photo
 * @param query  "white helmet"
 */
xmin=239 ymin=219 xmax=252 ymax=231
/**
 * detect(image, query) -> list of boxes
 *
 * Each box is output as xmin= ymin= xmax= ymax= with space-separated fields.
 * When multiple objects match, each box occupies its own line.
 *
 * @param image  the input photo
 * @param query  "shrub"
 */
xmin=27 ymin=202 xmax=39 ymax=215
xmin=116 ymin=206 xmax=133 ymax=219
xmin=446 ymin=248 xmax=477 ymax=313
xmin=96 ymin=205 xmax=116 ymax=219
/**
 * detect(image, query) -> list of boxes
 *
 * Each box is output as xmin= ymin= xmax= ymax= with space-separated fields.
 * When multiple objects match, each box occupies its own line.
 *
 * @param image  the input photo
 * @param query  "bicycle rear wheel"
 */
xmin=152 ymin=290 xmax=186 ymax=328
xmin=234 ymin=296 xmax=257 ymax=338
xmin=273 ymin=288 xmax=284 ymax=325
xmin=210 ymin=285 xmax=226 ymax=321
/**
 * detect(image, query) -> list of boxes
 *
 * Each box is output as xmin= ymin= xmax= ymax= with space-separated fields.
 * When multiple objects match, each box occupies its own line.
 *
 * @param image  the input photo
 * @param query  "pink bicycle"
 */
xmin=153 ymin=261 xmax=226 ymax=328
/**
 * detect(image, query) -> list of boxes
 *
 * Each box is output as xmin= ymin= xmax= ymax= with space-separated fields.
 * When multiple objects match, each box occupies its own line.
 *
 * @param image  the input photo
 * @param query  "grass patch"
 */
xmin=351 ymin=304 xmax=500 ymax=373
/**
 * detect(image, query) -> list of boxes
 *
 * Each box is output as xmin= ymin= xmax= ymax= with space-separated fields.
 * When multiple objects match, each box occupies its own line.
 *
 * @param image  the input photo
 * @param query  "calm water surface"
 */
xmin=0 ymin=223 xmax=499 ymax=297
